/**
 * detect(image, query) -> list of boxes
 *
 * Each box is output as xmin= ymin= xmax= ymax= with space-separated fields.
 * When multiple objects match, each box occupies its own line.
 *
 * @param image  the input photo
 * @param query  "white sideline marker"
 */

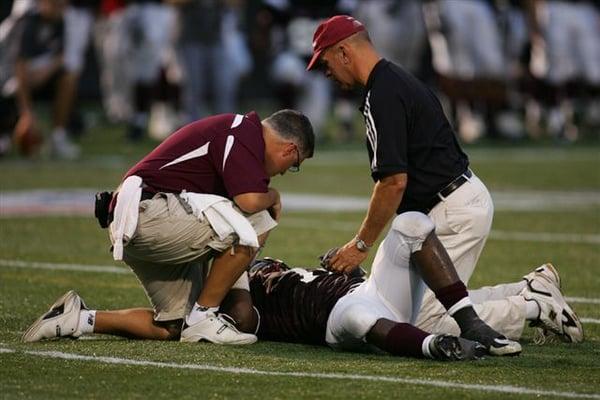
xmin=2 ymin=259 xmax=600 ymax=311
xmin=1 ymin=347 xmax=599 ymax=399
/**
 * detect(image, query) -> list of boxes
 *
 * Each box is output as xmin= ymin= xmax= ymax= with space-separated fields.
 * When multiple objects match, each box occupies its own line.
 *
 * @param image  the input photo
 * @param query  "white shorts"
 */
xmin=110 ymin=192 xmax=277 ymax=321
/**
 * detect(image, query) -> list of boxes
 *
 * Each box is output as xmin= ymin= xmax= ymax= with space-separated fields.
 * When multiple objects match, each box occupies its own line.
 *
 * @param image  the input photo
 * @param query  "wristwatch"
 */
xmin=354 ymin=236 xmax=372 ymax=252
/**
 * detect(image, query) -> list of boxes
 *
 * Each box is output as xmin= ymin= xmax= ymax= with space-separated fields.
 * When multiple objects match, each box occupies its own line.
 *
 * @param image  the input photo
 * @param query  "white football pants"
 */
xmin=415 ymin=172 xmax=527 ymax=339
xmin=326 ymin=212 xmax=433 ymax=350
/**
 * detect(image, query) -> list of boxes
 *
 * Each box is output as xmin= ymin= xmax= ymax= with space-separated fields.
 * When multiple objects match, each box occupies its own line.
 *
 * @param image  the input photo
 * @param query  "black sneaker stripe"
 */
xmin=526 ymin=279 xmax=553 ymax=298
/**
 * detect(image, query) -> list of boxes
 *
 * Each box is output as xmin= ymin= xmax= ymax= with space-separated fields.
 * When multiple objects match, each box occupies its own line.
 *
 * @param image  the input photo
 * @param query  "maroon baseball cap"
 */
xmin=306 ymin=15 xmax=366 ymax=71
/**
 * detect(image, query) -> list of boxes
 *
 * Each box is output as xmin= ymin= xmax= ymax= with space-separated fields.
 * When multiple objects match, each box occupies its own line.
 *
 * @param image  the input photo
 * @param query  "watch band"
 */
xmin=354 ymin=236 xmax=372 ymax=252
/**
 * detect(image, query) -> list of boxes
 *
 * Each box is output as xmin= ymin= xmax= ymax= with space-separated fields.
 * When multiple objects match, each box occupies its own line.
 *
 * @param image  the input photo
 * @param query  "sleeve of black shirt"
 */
xmin=367 ymin=82 xmax=409 ymax=181
xmin=17 ymin=16 xmax=38 ymax=60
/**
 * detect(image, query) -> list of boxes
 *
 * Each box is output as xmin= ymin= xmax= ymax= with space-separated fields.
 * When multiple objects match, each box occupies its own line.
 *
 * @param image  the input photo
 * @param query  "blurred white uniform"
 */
xmin=533 ymin=0 xmax=600 ymax=85
xmin=126 ymin=2 xmax=176 ymax=84
xmin=437 ymin=0 xmax=506 ymax=79
xmin=64 ymin=5 xmax=95 ymax=73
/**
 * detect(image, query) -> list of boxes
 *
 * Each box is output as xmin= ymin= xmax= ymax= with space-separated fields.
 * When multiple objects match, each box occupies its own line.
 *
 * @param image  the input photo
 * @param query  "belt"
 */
xmin=424 ymin=169 xmax=472 ymax=213
xmin=106 ymin=190 xmax=156 ymax=226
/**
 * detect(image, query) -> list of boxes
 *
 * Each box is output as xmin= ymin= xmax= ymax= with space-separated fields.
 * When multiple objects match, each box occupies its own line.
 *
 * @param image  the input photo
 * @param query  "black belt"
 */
xmin=103 ymin=190 xmax=156 ymax=227
xmin=424 ymin=169 xmax=473 ymax=213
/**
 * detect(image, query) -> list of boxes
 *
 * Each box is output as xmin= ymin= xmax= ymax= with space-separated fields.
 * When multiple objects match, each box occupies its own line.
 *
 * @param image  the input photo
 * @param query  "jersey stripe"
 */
xmin=222 ymin=135 xmax=235 ymax=171
xmin=159 ymin=142 xmax=210 ymax=170
xmin=363 ymin=92 xmax=378 ymax=170
xmin=231 ymin=114 xmax=244 ymax=128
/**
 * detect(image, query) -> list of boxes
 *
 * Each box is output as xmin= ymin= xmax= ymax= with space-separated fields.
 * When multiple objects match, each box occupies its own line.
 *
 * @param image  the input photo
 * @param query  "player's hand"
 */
xmin=328 ymin=240 xmax=369 ymax=274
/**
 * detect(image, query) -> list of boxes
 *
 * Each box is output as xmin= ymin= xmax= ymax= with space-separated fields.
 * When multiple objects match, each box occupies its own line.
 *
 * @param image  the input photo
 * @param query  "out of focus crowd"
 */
xmin=1 ymin=0 xmax=599 ymax=159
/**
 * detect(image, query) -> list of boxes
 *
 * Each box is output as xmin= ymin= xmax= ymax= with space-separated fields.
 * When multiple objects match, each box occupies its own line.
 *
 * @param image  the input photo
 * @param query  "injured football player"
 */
xmin=22 ymin=212 xmax=582 ymax=360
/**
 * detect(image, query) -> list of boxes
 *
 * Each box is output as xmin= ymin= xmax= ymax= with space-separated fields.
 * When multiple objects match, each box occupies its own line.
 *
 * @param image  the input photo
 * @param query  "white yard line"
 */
xmin=580 ymin=318 xmax=600 ymax=324
xmin=0 ymin=347 xmax=598 ymax=399
xmin=282 ymin=217 xmax=600 ymax=245
xmin=0 ymin=259 xmax=130 ymax=274
xmin=488 ymin=230 xmax=600 ymax=245
xmin=2 ymin=189 xmax=600 ymax=216
xmin=566 ymin=297 xmax=600 ymax=305
xmin=2 ymin=258 xmax=600 ymax=308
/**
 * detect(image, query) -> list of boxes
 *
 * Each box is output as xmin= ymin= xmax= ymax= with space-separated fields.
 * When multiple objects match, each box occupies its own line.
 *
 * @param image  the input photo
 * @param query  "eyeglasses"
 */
xmin=288 ymin=145 xmax=300 ymax=173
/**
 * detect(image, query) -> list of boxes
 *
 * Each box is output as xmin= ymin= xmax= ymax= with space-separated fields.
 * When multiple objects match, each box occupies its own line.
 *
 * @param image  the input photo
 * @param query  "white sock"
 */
xmin=186 ymin=303 xmax=219 ymax=326
xmin=525 ymin=300 xmax=541 ymax=320
xmin=422 ymin=334 xmax=436 ymax=359
xmin=78 ymin=310 xmax=96 ymax=334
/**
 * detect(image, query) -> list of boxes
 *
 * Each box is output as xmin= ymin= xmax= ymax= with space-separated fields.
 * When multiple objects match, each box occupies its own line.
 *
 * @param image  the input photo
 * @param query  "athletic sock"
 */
xmin=383 ymin=323 xmax=430 ymax=358
xmin=434 ymin=281 xmax=472 ymax=315
xmin=78 ymin=310 xmax=96 ymax=334
xmin=525 ymin=299 xmax=541 ymax=320
xmin=185 ymin=304 xmax=219 ymax=326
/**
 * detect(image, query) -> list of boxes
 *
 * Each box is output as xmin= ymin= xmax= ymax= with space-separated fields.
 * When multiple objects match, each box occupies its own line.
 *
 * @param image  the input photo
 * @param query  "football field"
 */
xmin=1 ymin=133 xmax=599 ymax=399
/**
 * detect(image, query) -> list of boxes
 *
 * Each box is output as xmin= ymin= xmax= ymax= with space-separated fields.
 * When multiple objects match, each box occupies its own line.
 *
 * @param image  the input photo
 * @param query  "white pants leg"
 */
xmin=326 ymin=212 xmax=433 ymax=351
xmin=422 ymin=296 xmax=527 ymax=340
xmin=416 ymin=172 xmax=496 ymax=331
xmin=64 ymin=7 xmax=94 ymax=74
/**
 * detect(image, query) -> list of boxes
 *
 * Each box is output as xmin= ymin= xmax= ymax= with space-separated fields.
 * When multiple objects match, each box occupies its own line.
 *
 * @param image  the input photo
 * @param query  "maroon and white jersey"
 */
xmin=249 ymin=260 xmax=364 ymax=345
xmin=125 ymin=112 xmax=269 ymax=199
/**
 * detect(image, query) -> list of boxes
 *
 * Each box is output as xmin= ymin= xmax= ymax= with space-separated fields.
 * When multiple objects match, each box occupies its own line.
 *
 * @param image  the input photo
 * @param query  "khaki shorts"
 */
xmin=109 ymin=192 xmax=277 ymax=321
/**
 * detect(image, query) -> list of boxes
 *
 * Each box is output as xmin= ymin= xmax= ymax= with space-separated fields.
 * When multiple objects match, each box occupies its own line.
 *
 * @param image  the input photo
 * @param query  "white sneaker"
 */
xmin=22 ymin=290 xmax=87 ymax=342
xmin=523 ymin=263 xmax=561 ymax=289
xmin=522 ymin=270 xmax=583 ymax=343
xmin=180 ymin=312 xmax=257 ymax=345
xmin=51 ymin=133 xmax=80 ymax=160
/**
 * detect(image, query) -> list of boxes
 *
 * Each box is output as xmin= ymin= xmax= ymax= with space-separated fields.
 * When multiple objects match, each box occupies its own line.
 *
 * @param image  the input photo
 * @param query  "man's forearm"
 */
xmin=234 ymin=188 xmax=279 ymax=214
xmin=357 ymin=176 xmax=406 ymax=246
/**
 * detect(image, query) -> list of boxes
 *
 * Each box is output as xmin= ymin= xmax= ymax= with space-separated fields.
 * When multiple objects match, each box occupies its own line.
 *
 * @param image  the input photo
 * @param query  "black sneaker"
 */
xmin=429 ymin=334 xmax=486 ymax=361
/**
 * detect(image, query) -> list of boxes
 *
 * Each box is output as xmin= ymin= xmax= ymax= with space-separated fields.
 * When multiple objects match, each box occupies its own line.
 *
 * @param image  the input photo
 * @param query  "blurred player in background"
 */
xmin=0 ymin=0 xmax=80 ymax=158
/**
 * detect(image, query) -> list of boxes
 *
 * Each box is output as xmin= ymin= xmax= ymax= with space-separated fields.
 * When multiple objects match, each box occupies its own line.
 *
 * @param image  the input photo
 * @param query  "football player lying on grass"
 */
xmin=23 ymin=212 xmax=582 ymax=358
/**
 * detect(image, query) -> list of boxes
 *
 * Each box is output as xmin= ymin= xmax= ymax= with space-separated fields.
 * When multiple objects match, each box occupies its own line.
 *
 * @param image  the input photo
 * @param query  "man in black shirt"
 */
xmin=305 ymin=15 xmax=510 ymax=343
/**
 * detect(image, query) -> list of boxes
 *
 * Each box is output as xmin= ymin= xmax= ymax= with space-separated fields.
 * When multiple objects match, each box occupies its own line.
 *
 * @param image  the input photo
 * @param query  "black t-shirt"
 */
xmin=249 ymin=261 xmax=364 ymax=345
xmin=360 ymin=59 xmax=469 ymax=213
xmin=18 ymin=12 xmax=64 ymax=61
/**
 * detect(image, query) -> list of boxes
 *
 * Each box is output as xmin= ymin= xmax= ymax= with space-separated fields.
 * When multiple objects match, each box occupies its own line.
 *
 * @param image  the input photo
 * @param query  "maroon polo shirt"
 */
xmin=125 ymin=112 xmax=269 ymax=199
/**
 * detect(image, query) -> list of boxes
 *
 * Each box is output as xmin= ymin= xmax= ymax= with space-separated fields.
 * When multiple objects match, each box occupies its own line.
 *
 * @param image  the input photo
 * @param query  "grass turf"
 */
xmin=0 ymin=124 xmax=599 ymax=399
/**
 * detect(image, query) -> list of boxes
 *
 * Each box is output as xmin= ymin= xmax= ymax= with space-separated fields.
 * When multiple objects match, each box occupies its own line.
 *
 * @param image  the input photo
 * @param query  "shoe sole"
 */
xmin=22 ymin=290 xmax=79 ymax=343
xmin=526 ymin=276 xmax=583 ymax=343
xmin=488 ymin=339 xmax=522 ymax=357
xmin=180 ymin=333 xmax=257 ymax=345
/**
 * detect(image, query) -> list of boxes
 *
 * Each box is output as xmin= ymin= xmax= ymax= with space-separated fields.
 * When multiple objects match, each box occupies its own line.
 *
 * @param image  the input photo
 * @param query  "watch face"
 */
xmin=355 ymin=239 xmax=368 ymax=252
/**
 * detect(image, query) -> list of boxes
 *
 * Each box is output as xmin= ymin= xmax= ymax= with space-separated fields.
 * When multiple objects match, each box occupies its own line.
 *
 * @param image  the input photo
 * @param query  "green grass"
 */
xmin=1 ymin=122 xmax=599 ymax=399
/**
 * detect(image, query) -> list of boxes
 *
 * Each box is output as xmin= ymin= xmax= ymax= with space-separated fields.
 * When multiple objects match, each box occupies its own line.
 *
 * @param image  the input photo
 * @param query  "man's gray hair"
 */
xmin=265 ymin=109 xmax=315 ymax=158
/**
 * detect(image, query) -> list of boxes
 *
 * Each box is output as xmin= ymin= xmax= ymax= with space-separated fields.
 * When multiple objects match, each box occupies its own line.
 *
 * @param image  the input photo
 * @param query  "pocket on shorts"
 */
xmin=445 ymin=203 xmax=492 ymax=238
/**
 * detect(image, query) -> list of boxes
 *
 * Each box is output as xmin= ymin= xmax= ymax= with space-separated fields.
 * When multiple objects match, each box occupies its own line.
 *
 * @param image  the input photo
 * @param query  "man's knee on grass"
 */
xmin=220 ymin=289 xmax=258 ymax=333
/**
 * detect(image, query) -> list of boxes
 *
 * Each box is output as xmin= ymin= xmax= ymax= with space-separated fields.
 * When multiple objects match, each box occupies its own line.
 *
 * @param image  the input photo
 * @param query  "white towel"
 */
xmin=110 ymin=175 xmax=142 ymax=260
xmin=179 ymin=191 xmax=259 ymax=248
